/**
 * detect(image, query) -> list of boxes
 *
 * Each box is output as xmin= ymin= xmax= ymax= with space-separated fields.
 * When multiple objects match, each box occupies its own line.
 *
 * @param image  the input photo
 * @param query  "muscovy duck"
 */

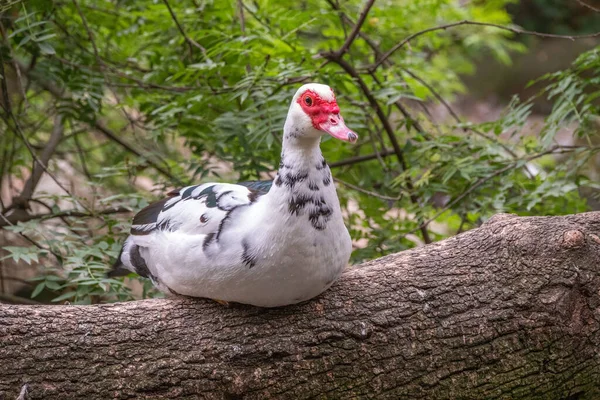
xmin=109 ymin=83 xmax=358 ymax=307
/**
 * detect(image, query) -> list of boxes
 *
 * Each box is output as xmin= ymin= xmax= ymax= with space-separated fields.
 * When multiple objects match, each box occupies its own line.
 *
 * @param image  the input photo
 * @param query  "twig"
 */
xmin=162 ymin=0 xmax=208 ymax=58
xmin=335 ymin=0 xmax=376 ymax=57
xmin=12 ymin=115 xmax=64 ymax=208
xmin=575 ymin=0 xmax=600 ymax=12
xmin=399 ymin=66 xmax=519 ymax=159
xmin=72 ymin=0 xmax=100 ymax=63
xmin=401 ymin=146 xmax=575 ymax=239
xmin=324 ymin=5 xmax=520 ymax=161
xmin=334 ymin=177 xmax=402 ymax=202
xmin=14 ymin=60 xmax=186 ymax=186
xmin=372 ymin=20 xmax=600 ymax=70
xmin=329 ymin=149 xmax=396 ymax=168
xmin=322 ymin=55 xmax=431 ymax=243
xmin=237 ymin=0 xmax=246 ymax=34
xmin=0 ymin=211 xmax=59 ymax=259
xmin=52 ymin=56 xmax=206 ymax=93
xmin=0 ymin=206 xmax=132 ymax=227
xmin=321 ymin=2 xmax=428 ymax=137
xmin=94 ymin=121 xmax=185 ymax=186
xmin=0 ymin=54 xmax=89 ymax=214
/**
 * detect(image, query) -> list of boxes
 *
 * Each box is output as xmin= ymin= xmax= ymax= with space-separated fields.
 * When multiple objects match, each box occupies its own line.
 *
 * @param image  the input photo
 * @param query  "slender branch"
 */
xmin=575 ymin=0 xmax=600 ymax=12
xmin=334 ymin=177 xmax=402 ymax=202
xmin=335 ymin=0 xmax=376 ymax=57
xmin=53 ymin=56 xmax=206 ymax=93
xmin=94 ymin=121 xmax=185 ymax=186
xmin=0 ymin=211 xmax=60 ymax=259
xmin=402 ymin=146 xmax=582 ymax=238
xmin=399 ymin=66 xmax=519 ymax=159
xmin=321 ymin=1 xmax=428 ymax=137
xmin=162 ymin=0 xmax=208 ymax=58
xmin=0 ymin=206 xmax=132 ymax=227
xmin=72 ymin=0 xmax=101 ymax=63
xmin=237 ymin=0 xmax=246 ymax=35
xmin=322 ymin=55 xmax=431 ymax=243
xmin=0 ymin=20 xmax=27 ymax=111
xmin=0 ymin=55 xmax=89 ymax=214
xmin=324 ymin=3 xmax=521 ymax=162
xmin=329 ymin=148 xmax=396 ymax=168
xmin=372 ymin=20 xmax=600 ymax=70
xmin=12 ymin=115 xmax=64 ymax=208
xmin=15 ymin=61 xmax=186 ymax=186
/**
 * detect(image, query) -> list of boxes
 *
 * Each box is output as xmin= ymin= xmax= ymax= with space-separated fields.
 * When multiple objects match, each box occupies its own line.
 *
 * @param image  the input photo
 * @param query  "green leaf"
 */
xmin=31 ymin=282 xmax=46 ymax=298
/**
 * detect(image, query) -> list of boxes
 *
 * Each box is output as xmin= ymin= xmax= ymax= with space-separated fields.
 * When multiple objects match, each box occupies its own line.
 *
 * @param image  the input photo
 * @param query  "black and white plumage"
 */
xmin=109 ymin=83 xmax=358 ymax=307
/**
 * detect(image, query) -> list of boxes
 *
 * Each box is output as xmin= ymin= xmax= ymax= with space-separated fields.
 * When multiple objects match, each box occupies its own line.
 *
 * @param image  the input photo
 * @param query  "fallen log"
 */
xmin=1 ymin=212 xmax=600 ymax=399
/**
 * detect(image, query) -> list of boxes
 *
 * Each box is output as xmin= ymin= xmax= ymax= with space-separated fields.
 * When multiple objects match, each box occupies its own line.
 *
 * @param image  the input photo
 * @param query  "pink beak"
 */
xmin=318 ymin=113 xmax=358 ymax=143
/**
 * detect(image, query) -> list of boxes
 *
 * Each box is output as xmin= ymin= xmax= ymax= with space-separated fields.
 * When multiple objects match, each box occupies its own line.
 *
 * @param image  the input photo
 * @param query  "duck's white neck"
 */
xmin=268 ymin=125 xmax=335 ymax=231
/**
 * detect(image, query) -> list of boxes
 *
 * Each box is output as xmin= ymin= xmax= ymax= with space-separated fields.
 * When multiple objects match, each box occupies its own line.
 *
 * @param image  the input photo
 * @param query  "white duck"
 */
xmin=109 ymin=83 xmax=357 ymax=307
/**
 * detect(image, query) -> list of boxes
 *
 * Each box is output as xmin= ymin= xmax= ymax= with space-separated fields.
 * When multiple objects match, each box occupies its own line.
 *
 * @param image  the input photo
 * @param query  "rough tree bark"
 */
xmin=1 ymin=212 xmax=600 ymax=399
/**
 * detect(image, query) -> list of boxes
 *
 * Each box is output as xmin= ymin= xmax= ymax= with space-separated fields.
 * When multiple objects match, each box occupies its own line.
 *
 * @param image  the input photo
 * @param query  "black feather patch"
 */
xmin=241 ymin=239 xmax=257 ymax=269
xmin=308 ymin=201 xmax=333 ymax=231
xmin=132 ymin=198 xmax=170 ymax=227
xmin=316 ymin=158 xmax=327 ymax=170
xmin=288 ymin=193 xmax=313 ymax=216
xmin=130 ymin=245 xmax=156 ymax=281
xmin=107 ymin=247 xmax=129 ymax=277
xmin=237 ymin=180 xmax=273 ymax=195
xmin=203 ymin=232 xmax=216 ymax=250
xmin=248 ymin=190 xmax=261 ymax=203
xmin=283 ymin=170 xmax=309 ymax=189
xmin=308 ymin=180 xmax=320 ymax=191
xmin=196 ymin=185 xmax=218 ymax=207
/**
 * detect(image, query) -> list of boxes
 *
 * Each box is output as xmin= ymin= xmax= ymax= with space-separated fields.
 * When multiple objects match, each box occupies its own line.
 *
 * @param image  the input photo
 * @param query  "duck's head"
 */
xmin=284 ymin=83 xmax=358 ymax=144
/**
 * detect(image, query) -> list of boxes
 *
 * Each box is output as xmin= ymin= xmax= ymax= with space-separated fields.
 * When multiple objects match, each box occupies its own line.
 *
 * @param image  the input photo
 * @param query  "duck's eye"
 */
xmin=304 ymin=96 xmax=313 ymax=106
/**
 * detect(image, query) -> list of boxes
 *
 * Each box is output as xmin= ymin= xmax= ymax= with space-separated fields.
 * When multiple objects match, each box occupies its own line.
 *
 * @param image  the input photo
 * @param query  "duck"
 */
xmin=109 ymin=83 xmax=358 ymax=307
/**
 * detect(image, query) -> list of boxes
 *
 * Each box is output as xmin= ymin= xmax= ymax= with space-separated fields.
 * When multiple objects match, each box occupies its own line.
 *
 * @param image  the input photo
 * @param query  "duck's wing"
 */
xmin=130 ymin=182 xmax=266 ymax=236
xmin=109 ymin=181 xmax=270 ymax=278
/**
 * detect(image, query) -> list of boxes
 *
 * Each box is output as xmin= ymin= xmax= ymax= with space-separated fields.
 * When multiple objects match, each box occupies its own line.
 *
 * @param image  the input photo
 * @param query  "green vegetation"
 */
xmin=1 ymin=0 xmax=598 ymax=304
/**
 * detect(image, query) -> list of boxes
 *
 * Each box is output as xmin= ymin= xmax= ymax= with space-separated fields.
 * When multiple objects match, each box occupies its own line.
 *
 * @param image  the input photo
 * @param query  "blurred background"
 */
xmin=1 ymin=0 xmax=599 ymax=304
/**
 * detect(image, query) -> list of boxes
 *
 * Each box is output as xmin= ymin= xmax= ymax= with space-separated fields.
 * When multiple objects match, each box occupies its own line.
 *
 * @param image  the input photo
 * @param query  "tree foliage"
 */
xmin=0 ymin=0 xmax=598 ymax=303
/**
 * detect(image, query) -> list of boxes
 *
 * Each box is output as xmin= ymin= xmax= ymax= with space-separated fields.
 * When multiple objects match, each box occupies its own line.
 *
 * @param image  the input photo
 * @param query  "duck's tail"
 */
xmin=107 ymin=237 xmax=135 ymax=278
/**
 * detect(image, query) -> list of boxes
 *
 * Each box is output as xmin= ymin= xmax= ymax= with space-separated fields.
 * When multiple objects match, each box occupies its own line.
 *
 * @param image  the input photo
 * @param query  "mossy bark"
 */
xmin=2 ymin=213 xmax=600 ymax=399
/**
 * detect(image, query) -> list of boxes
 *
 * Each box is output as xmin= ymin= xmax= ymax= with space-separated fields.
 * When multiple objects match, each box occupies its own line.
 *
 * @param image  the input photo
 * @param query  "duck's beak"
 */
xmin=318 ymin=113 xmax=358 ymax=143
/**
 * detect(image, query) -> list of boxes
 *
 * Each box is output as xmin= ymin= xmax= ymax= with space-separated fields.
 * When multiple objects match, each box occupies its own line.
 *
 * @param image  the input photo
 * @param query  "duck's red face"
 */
xmin=297 ymin=89 xmax=358 ymax=143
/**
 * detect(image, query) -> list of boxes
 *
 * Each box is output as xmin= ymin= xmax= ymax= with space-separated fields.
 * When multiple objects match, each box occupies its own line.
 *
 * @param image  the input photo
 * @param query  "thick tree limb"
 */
xmin=2 ymin=212 xmax=600 ymax=399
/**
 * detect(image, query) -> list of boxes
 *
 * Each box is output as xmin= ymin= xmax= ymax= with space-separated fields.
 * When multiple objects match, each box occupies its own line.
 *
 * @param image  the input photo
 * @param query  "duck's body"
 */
xmin=110 ymin=83 xmax=357 ymax=307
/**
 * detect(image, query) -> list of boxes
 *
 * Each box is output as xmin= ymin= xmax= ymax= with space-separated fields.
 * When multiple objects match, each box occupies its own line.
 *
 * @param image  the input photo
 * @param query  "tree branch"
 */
xmin=15 ymin=61 xmax=186 ymax=187
xmin=372 ymin=20 xmax=600 ymax=71
xmin=0 ymin=206 xmax=131 ymax=227
xmin=162 ymin=0 xmax=208 ymax=59
xmin=12 ymin=114 xmax=64 ymax=209
xmin=72 ymin=0 xmax=101 ymax=63
xmin=329 ymin=148 xmax=396 ymax=168
xmin=402 ymin=146 xmax=586 ymax=238
xmin=334 ymin=0 xmax=376 ymax=57
xmin=575 ymin=0 xmax=600 ymax=13
xmin=334 ymin=177 xmax=403 ymax=202
xmin=321 ymin=54 xmax=431 ymax=243
xmin=2 ymin=212 xmax=600 ymax=398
